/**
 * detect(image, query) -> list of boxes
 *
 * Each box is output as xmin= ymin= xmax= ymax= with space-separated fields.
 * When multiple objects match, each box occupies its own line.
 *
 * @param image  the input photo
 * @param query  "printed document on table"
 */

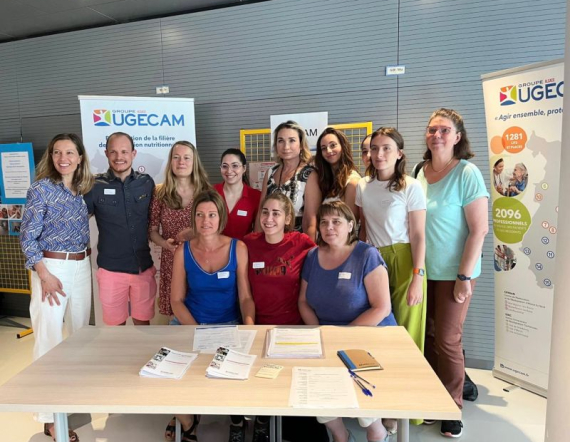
xmin=289 ymin=367 xmax=359 ymax=408
xmin=206 ymin=347 xmax=257 ymax=380
xmin=267 ymin=328 xmax=323 ymax=358
xmin=193 ymin=325 xmax=241 ymax=352
xmin=200 ymin=329 xmax=257 ymax=354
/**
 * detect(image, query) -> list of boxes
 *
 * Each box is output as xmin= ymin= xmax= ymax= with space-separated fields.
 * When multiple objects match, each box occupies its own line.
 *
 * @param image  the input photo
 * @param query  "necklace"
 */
xmin=278 ymin=160 xmax=300 ymax=187
xmin=277 ymin=161 xmax=301 ymax=204
xmin=429 ymin=157 xmax=455 ymax=174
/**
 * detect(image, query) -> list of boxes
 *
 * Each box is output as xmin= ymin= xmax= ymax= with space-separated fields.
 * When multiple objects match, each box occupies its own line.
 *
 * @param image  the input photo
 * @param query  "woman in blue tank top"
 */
xmin=171 ymin=189 xmax=254 ymax=325
xmin=169 ymin=189 xmax=255 ymax=442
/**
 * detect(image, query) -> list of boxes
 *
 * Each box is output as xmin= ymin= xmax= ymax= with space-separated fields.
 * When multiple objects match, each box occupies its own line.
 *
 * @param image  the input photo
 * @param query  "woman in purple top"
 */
xmin=20 ymin=133 xmax=94 ymax=442
xmin=298 ymin=201 xmax=395 ymax=442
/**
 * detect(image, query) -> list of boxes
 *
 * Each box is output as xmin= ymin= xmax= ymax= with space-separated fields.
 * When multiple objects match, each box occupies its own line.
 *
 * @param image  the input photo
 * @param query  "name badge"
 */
xmin=237 ymin=210 xmax=248 ymax=217
xmin=104 ymin=189 xmax=116 ymax=195
xmin=338 ymin=272 xmax=352 ymax=280
xmin=217 ymin=271 xmax=230 ymax=279
xmin=253 ymin=262 xmax=265 ymax=269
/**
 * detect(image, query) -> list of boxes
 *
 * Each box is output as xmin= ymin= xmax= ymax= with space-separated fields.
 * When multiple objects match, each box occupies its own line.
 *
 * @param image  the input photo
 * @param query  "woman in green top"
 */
xmin=415 ymin=108 xmax=489 ymax=439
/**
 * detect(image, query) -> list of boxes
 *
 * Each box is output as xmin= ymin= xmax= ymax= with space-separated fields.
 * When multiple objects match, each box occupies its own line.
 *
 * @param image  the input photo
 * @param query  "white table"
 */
xmin=0 ymin=325 xmax=460 ymax=442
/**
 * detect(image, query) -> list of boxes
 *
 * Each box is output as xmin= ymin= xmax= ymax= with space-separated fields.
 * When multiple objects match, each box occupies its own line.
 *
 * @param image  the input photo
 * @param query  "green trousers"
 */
xmin=379 ymin=243 xmax=427 ymax=426
xmin=378 ymin=243 xmax=427 ymax=353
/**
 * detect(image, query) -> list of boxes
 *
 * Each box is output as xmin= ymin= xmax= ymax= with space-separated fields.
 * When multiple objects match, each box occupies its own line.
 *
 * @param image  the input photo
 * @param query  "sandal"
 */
xmin=43 ymin=423 xmax=79 ymax=442
xmin=182 ymin=415 xmax=200 ymax=442
xmin=165 ymin=417 xmax=177 ymax=442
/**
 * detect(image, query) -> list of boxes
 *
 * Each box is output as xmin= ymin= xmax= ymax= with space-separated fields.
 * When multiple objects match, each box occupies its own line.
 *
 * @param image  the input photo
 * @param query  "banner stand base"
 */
xmin=493 ymin=369 xmax=547 ymax=398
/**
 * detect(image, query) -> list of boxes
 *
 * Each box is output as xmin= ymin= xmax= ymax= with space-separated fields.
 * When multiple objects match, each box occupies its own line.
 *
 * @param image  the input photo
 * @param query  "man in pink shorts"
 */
xmin=84 ymin=132 xmax=157 ymax=325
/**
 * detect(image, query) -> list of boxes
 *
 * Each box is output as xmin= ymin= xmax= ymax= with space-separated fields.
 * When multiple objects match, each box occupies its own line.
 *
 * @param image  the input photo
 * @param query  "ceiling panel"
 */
xmin=0 ymin=8 xmax=116 ymax=39
xmin=0 ymin=0 xmax=260 ymax=42
xmin=91 ymin=0 xmax=237 ymax=21
xmin=18 ymin=0 xmax=119 ymax=13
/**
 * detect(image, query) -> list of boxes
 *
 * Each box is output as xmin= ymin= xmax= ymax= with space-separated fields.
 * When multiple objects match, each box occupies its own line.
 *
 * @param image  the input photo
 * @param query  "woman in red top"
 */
xmin=240 ymin=193 xmax=324 ymax=442
xmin=214 ymin=148 xmax=261 ymax=240
xmin=243 ymin=192 xmax=315 ymax=325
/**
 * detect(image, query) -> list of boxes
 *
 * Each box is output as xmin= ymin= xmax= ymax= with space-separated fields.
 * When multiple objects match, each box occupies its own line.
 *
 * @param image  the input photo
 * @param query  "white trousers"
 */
xmin=30 ymin=257 xmax=92 ymax=423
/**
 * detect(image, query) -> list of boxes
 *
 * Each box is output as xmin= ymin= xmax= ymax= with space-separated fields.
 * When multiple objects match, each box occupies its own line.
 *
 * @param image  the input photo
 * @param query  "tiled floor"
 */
xmin=0 ymin=318 xmax=547 ymax=442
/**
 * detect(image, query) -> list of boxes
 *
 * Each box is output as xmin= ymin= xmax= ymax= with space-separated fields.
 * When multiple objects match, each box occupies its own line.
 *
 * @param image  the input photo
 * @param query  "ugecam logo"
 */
xmin=92 ymin=110 xmax=185 ymax=127
xmin=500 ymin=80 xmax=564 ymax=106
xmin=93 ymin=109 xmax=111 ymax=126
xmin=500 ymin=86 xmax=517 ymax=106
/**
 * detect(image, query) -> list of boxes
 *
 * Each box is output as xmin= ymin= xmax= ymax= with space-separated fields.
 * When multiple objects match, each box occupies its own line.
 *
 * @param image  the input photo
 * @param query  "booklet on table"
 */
xmin=140 ymin=347 xmax=198 ymax=380
xmin=206 ymin=347 xmax=257 ymax=380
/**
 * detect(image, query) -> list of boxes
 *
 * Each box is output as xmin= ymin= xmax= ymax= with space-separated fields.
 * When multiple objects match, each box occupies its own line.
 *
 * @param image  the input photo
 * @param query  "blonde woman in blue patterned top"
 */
xmin=21 ymin=133 xmax=93 ymax=442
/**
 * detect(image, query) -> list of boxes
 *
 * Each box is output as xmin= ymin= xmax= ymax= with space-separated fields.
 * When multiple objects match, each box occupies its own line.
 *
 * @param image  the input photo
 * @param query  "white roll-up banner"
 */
xmin=482 ymin=60 xmax=564 ymax=396
xmin=79 ymin=95 xmax=196 ymax=324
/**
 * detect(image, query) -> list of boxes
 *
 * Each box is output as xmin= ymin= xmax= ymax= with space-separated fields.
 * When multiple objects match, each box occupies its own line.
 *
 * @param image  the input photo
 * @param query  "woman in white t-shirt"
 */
xmin=356 ymin=127 xmax=427 ymax=352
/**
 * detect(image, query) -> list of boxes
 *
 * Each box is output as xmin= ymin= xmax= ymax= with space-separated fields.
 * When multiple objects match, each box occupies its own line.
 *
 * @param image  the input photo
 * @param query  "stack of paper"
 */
xmin=206 ymin=347 xmax=257 ymax=380
xmin=139 ymin=347 xmax=198 ymax=379
xmin=266 ymin=328 xmax=323 ymax=358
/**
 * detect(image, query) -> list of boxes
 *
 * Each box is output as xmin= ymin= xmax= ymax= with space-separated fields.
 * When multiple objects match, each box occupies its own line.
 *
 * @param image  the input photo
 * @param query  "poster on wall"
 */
xmin=270 ymin=112 xmax=328 ymax=154
xmin=248 ymin=162 xmax=275 ymax=191
xmin=0 ymin=143 xmax=35 ymax=204
xmin=482 ymin=59 xmax=563 ymax=396
xmin=79 ymin=95 xmax=196 ymax=325
xmin=0 ymin=143 xmax=34 ymax=237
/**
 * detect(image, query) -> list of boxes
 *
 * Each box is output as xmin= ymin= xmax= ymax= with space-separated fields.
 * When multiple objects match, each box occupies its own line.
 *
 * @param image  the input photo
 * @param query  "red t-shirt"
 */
xmin=215 ymin=182 xmax=261 ymax=240
xmin=243 ymin=231 xmax=315 ymax=325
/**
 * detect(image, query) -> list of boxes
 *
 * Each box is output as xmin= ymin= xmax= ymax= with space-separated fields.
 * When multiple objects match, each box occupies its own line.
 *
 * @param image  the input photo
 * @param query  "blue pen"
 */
xmin=349 ymin=370 xmax=376 ymax=389
xmin=350 ymin=372 xmax=373 ymax=396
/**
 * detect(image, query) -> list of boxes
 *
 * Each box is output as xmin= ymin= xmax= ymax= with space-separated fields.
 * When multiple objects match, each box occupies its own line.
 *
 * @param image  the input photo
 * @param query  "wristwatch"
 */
xmin=413 ymin=268 xmax=425 ymax=277
xmin=457 ymin=274 xmax=471 ymax=281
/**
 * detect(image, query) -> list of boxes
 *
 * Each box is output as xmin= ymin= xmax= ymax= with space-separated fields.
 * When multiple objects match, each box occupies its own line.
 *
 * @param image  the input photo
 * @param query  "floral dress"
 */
xmin=148 ymin=191 xmax=193 ymax=316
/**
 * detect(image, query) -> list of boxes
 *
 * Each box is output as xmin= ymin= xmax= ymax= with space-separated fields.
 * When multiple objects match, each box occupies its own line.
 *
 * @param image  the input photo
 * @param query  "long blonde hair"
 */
xmin=156 ymin=141 xmax=211 ymax=209
xmin=36 ymin=133 xmax=94 ymax=194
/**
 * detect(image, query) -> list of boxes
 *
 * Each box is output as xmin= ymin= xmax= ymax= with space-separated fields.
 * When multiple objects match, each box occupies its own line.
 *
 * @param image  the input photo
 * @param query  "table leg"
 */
xmin=175 ymin=418 xmax=181 ymax=442
xmin=270 ymin=416 xmax=276 ymax=442
xmin=397 ymin=419 xmax=409 ymax=442
xmin=53 ymin=413 xmax=69 ymax=441
xmin=276 ymin=416 xmax=282 ymax=442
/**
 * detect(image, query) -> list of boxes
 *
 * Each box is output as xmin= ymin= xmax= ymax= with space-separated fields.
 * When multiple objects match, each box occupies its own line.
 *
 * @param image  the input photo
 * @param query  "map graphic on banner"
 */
xmin=482 ymin=60 xmax=563 ymax=395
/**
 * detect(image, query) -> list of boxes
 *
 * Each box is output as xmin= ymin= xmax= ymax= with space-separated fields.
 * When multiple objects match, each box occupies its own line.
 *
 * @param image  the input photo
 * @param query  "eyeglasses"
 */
xmin=426 ymin=126 xmax=454 ymax=135
xmin=220 ymin=163 xmax=243 ymax=171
